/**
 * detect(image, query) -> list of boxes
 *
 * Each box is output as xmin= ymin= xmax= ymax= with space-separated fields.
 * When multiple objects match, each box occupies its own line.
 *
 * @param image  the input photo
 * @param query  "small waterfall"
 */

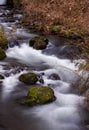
xmin=0 ymin=0 xmax=6 ymax=5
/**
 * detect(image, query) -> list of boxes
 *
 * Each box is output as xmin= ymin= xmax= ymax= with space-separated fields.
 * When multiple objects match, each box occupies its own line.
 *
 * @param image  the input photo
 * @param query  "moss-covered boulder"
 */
xmin=29 ymin=36 xmax=48 ymax=50
xmin=0 ymin=74 xmax=4 ymax=79
xmin=0 ymin=36 xmax=8 ymax=49
xmin=20 ymin=86 xmax=56 ymax=106
xmin=0 ymin=48 xmax=6 ymax=60
xmin=19 ymin=72 xmax=38 ymax=85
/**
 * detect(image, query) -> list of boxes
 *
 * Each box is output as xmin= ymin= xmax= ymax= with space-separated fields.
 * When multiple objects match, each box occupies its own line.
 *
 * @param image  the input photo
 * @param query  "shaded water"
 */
xmin=0 ymin=6 xmax=89 ymax=130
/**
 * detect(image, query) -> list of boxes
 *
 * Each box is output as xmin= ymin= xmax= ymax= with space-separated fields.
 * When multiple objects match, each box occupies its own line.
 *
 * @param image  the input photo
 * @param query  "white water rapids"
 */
xmin=0 ymin=0 xmax=6 ymax=5
xmin=0 ymin=43 xmax=85 ymax=130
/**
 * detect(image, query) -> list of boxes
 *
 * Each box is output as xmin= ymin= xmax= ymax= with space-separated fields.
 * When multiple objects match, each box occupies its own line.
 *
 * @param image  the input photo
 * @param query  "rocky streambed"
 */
xmin=0 ymin=5 xmax=89 ymax=130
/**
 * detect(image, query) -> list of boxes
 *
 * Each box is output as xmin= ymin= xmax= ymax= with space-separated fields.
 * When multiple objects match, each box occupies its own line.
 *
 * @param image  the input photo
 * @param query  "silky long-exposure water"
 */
xmin=0 ymin=5 xmax=89 ymax=130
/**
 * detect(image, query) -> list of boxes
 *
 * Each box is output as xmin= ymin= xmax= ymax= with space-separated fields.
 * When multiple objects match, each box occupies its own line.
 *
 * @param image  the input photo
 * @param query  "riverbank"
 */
xmin=18 ymin=0 xmax=89 ymax=60
xmin=6 ymin=0 xmax=89 ymax=60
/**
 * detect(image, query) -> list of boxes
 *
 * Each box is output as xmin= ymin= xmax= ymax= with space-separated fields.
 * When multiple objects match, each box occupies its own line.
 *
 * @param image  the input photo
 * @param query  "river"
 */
xmin=0 ymin=4 xmax=89 ymax=130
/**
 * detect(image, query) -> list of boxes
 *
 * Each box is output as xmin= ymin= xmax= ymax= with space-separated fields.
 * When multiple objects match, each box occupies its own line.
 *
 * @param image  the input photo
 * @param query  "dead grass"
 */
xmin=21 ymin=0 xmax=89 ymax=32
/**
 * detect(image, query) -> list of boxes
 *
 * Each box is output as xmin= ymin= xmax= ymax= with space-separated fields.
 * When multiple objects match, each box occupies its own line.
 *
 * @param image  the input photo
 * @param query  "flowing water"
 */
xmin=0 ymin=0 xmax=6 ymax=5
xmin=0 ymin=5 xmax=89 ymax=130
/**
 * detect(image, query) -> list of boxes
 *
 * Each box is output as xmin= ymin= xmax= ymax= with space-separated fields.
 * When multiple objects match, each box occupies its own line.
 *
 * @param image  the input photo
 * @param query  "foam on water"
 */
xmin=13 ymin=29 xmax=37 ymax=38
xmin=6 ymin=43 xmax=77 ymax=70
xmin=2 ymin=70 xmax=27 ymax=98
xmin=0 ymin=0 xmax=6 ymax=5
xmin=1 ymin=44 xmax=85 ymax=130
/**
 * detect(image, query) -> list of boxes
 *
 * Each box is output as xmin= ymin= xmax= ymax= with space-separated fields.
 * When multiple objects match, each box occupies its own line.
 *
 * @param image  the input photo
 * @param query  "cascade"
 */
xmin=0 ymin=0 xmax=6 ymax=5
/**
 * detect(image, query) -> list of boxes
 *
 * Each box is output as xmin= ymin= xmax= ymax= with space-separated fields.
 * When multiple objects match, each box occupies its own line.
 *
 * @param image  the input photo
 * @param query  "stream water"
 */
xmin=0 ymin=5 xmax=89 ymax=130
xmin=0 ymin=0 xmax=6 ymax=5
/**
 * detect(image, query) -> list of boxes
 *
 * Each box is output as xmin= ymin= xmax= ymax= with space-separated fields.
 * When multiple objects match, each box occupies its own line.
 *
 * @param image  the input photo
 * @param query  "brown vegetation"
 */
xmin=20 ymin=0 xmax=89 ymax=60
xmin=21 ymin=0 xmax=89 ymax=33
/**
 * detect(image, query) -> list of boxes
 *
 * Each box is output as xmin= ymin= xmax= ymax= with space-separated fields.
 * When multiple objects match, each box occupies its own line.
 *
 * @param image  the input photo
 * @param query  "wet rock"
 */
xmin=0 ymin=48 xmax=6 ymax=60
xmin=0 ymin=74 xmax=4 ymax=79
xmin=20 ymin=86 xmax=56 ymax=106
xmin=19 ymin=72 xmax=38 ymax=85
xmin=29 ymin=36 xmax=48 ymax=50
xmin=8 ymin=39 xmax=19 ymax=48
xmin=0 ymin=36 xmax=8 ymax=50
xmin=37 ymin=73 xmax=44 ymax=84
xmin=59 ymin=45 xmax=82 ymax=60
xmin=48 ymin=73 xmax=60 ymax=80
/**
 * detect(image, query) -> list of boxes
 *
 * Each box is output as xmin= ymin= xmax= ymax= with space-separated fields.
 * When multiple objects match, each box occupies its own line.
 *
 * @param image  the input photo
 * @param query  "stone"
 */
xmin=19 ymin=72 xmax=38 ymax=85
xmin=20 ymin=86 xmax=56 ymax=106
xmin=48 ymin=73 xmax=60 ymax=80
xmin=0 ymin=36 xmax=8 ymax=49
xmin=0 ymin=74 xmax=4 ymax=79
xmin=29 ymin=36 xmax=48 ymax=50
xmin=0 ymin=48 xmax=6 ymax=60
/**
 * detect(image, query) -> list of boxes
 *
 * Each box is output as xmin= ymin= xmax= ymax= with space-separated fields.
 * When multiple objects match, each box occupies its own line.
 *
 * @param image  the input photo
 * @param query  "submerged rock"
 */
xmin=48 ymin=73 xmax=60 ymax=80
xmin=20 ymin=86 xmax=56 ymax=106
xmin=37 ymin=73 xmax=44 ymax=84
xmin=8 ymin=39 xmax=19 ymax=48
xmin=19 ymin=72 xmax=38 ymax=85
xmin=29 ymin=36 xmax=48 ymax=50
xmin=0 ymin=48 xmax=6 ymax=60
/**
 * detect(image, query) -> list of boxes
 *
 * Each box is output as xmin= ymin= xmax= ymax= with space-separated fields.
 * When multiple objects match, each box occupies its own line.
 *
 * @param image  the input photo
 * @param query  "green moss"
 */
xmin=28 ymin=86 xmax=55 ymax=103
xmin=29 ymin=37 xmax=39 ymax=47
xmin=21 ymin=86 xmax=56 ymax=106
xmin=65 ymin=29 xmax=74 ymax=38
xmin=33 ymin=41 xmax=47 ymax=50
xmin=51 ymin=26 xmax=61 ymax=34
xmin=64 ymin=29 xmax=84 ymax=39
xmin=29 ymin=36 xmax=48 ymax=50
xmin=0 ymin=36 xmax=8 ymax=50
xmin=0 ymin=48 xmax=6 ymax=60
xmin=19 ymin=72 xmax=38 ymax=85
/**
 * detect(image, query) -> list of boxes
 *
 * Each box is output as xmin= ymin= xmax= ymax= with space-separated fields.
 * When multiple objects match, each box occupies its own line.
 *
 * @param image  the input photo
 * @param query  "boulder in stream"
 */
xmin=20 ymin=86 xmax=56 ymax=106
xmin=0 ymin=74 xmax=4 ymax=79
xmin=48 ymin=73 xmax=60 ymax=80
xmin=0 ymin=47 xmax=6 ymax=60
xmin=0 ymin=36 xmax=8 ymax=49
xmin=29 ymin=36 xmax=48 ymax=50
xmin=19 ymin=72 xmax=38 ymax=85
